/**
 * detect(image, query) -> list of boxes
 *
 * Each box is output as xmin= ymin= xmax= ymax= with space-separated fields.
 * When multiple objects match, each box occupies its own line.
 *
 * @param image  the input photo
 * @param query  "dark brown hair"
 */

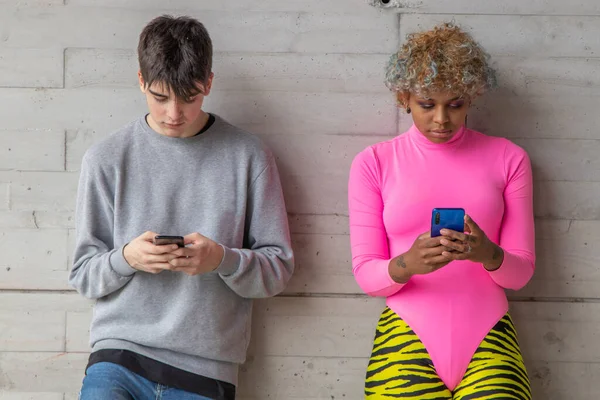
xmin=138 ymin=15 xmax=213 ymax=100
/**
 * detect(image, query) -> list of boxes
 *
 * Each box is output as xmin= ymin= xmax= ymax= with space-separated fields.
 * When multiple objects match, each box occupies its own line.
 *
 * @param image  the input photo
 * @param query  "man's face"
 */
xmin=139 ymin=72 xmax=213 ymax=138
xmin=406 ymin=91 xmax=470 ymax=144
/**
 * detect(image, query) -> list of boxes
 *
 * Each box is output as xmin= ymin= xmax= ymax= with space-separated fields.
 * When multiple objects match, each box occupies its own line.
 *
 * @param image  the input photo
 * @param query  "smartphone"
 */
xmin=153 ymin=235 xmax=185 ymax=248
xmin=431 ymin=208 xmax=465 ymax=237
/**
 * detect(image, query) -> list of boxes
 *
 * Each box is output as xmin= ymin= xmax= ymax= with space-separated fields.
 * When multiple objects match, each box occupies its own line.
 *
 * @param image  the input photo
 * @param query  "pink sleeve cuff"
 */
xmin=355 ymin=258 xmax=406 ymax=297
xmin=487 ymin=251 xmax=534 ymax=291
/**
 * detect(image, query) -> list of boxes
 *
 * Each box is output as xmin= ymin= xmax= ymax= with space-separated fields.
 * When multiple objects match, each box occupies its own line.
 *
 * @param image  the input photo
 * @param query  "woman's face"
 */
xmin=405 ymin=91 xmax=470 ymax=144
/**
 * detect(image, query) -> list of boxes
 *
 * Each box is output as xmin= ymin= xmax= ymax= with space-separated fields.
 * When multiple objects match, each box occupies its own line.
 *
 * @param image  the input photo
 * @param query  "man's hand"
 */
xmin=123 ymin=231 xmax=180 ymax=274
xmin=167 ymin=233 xmax=225 ymax=276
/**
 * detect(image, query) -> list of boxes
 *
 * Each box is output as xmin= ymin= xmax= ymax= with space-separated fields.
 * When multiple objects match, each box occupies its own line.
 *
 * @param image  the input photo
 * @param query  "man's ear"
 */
xmin=203 ymin=72 xmax=215 ymax=96
xmin=138 ymin=70 xmax=146 ymax=93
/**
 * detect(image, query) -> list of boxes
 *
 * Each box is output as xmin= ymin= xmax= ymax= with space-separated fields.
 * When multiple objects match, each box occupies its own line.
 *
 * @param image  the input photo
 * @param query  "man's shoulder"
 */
xmin=212 ymin=115 xmax=273 ymax=162
xmin=82 ymin=119 xmax=140 ymax=166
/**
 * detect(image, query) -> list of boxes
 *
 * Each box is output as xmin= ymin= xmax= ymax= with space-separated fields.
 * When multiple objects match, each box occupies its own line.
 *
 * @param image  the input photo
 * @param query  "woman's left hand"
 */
xmin=439 ymin=215 xmax=504 ymax=270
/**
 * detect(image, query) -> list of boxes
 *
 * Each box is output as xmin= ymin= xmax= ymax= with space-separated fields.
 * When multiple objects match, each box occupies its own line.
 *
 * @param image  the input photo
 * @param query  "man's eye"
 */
xmin=154 ymin=97 xmax=167 ymax=103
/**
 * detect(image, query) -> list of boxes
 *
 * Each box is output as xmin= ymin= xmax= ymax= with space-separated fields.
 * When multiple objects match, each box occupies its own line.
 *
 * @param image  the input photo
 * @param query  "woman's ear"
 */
xmin=396 ymin=91 xmax=410 ymax=109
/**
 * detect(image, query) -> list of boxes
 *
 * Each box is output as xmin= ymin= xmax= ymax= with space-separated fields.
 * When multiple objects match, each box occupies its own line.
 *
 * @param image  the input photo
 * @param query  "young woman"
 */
xmin=348 ymin=22 xmax=535 ymax=399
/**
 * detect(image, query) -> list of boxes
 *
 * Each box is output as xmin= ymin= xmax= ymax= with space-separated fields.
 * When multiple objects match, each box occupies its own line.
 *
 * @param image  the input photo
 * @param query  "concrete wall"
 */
xmin=0 ymin=0 xmax=598 ymax=398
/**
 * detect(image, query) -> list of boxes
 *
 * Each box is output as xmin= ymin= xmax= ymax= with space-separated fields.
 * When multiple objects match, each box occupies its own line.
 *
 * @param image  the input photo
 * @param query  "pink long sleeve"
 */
xmin=348 ymin=125 xmax=536 ymax=391
xmin=488 ymin=144 xmax=536 ymax=290
xmin=348 ymin=148 xmax=405 ymax=297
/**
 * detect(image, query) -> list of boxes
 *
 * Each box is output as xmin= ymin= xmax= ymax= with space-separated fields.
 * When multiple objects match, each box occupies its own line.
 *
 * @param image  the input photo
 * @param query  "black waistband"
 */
xmin=87 ymin=349 xmax=235 ymax=400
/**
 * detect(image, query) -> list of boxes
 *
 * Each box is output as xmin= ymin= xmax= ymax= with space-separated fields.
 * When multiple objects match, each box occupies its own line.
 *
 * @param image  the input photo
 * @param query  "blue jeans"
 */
xmin=80 ymin=362 xmax=214 ymax=400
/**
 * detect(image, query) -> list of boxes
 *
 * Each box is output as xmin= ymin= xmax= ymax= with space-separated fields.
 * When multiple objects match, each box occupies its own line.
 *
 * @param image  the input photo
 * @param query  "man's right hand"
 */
xmin=123 ymin=231 xmax=180 ymax=274
xmin=388 ymin=231 xmax=452 ymax=283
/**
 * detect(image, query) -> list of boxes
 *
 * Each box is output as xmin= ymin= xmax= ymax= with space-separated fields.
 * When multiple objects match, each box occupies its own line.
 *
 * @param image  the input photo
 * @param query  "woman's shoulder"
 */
xmin=467 ymin=129 xmax=529 ymax=158
xmin=354 ymin=134 xmax=407 ymax=161
xmin=350 ymin=136 xmax=405 ymax=182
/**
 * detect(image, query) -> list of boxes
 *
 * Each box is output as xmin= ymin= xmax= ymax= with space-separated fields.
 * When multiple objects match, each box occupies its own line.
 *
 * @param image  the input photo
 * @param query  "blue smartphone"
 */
xmin=431 ymin=208 xmax=465 ymax=237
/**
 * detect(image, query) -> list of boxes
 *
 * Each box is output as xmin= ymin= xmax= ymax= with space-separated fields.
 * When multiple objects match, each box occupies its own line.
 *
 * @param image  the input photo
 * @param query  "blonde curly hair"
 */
xmin=385 ymin=22 xmax=497 ymax=107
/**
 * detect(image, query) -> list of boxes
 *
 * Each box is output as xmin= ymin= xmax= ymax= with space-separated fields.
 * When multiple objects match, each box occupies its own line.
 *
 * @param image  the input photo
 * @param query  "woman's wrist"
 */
xmin=483 ymin=243 xmax=504 ymax=271
xmin=388 ymin=254 xmax=413 ymax=283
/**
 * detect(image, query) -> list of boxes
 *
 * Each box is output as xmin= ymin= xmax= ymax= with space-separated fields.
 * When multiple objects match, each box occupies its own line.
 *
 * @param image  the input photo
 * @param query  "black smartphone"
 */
xmin=153 ymin=235 xmax=185 ymax=247
xmin=431 ymin=208 xmax=465 ymax=237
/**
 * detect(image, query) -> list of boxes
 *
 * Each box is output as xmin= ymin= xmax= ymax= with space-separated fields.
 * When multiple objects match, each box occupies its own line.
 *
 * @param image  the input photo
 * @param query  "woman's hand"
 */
xmin=388 ymin=231 xmax=453 ymax=283
xmin=439 ymin=215 xmax=504 ymax=271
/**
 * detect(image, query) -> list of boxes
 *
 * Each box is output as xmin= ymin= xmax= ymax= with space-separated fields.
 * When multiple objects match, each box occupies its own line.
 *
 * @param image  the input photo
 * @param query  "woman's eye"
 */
xmin=450 ymin=102 xmax=464 ymax=109
xmin=418 ymin=103 xmax=434 ymax=109
xmin=154 ymin=97 xmax=167 ymax=103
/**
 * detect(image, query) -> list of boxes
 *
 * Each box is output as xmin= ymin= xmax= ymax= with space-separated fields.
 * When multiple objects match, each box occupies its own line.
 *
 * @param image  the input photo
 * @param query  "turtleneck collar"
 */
xmin=407 ymin=124 xmax=467 ymax=150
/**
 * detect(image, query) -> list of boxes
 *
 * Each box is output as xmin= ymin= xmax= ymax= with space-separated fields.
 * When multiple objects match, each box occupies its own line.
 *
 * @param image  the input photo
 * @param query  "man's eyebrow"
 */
xmin=148 ymin=89 xmax=168 ymax=98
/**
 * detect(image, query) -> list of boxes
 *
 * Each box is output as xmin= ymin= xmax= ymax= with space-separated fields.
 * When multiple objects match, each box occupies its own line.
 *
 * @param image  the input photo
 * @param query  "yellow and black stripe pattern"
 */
xmin=365 ymin=307 xmax=531 ymax=399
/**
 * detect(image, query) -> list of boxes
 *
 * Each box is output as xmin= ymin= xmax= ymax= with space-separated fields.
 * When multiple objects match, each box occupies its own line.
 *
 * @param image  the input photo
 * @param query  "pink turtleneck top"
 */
xmin=348 ymin=124 xmax=535 ymax=390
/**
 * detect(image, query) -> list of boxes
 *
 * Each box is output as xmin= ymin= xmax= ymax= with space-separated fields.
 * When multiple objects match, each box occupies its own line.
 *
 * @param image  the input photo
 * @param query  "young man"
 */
xmin=69 ymin=15 xmax=294 ymax=400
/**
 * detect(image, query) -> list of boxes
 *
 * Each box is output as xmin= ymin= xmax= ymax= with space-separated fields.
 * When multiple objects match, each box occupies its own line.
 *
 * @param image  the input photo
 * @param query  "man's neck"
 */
xmin=146 ymin=110 xmax=210 ymax=139
xmin=183 ymin=111 xmax=210 ymax=138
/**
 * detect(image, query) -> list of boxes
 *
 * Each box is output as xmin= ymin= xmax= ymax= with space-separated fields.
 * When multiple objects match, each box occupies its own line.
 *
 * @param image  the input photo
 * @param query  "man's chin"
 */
xmin=161 ymin=124 xmax=188 ymax=137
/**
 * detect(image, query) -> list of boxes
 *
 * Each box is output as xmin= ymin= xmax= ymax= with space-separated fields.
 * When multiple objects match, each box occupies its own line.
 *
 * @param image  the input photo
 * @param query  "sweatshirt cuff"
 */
xmin=110 ymin=245 xmax=137 ymax=277
xmin=215 ymin=245 xmax=241 ymax=276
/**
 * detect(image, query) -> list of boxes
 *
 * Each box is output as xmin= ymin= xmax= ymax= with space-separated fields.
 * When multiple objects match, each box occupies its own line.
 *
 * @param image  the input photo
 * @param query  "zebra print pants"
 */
xmin=365 ymin=307 xmax=531 ymax=399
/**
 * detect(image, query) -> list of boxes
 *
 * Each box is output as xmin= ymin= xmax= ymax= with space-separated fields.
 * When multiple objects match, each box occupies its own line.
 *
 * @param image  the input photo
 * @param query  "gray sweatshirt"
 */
xmin=69 ymin=115 xmax=294 ymax=385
